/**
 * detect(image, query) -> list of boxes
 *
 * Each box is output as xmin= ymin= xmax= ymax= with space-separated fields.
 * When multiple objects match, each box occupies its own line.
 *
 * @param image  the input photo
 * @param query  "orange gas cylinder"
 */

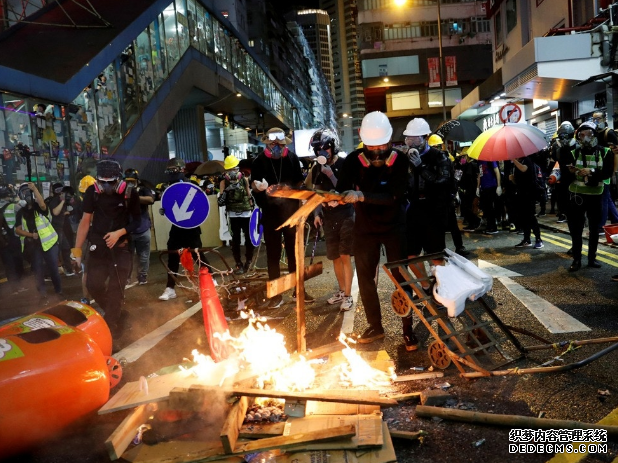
xmin=0 ymin=301 xmax=112 ymax=356
xmin=0 ymin=327 xmax=110 ymax=458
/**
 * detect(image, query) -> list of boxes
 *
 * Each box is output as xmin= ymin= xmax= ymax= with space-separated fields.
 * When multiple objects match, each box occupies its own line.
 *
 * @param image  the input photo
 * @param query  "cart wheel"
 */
xmin=428 ymin=341 xmax=452 ymax=370
xmin=391 ymin=289 xmax=412 ymax=317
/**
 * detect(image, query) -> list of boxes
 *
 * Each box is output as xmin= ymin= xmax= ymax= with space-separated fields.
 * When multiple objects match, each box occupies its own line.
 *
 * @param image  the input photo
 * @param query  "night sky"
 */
xmin=269 ymin=0 xmax=320 ymax=14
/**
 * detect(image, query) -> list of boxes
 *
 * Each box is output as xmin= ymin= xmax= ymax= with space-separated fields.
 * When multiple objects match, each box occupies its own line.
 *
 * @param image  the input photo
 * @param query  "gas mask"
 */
xmin=316 ymin=150 xmax=330 ymax=165
xmin=18 ymin=200 xmax=27 ymax=208
xmin=97 ymin=180 xmax=118 ymax=195
xmin=359 ymin=146 xmax=396 ymax=168
xmin=405 ymin=135 xmax=427 ymax=152
xmin=270 ymin=144 xmax=284 ymax=159
xmin=166 ymin=168 xmax=184 ymax=183
xmin=19 ymin=189 xmax=34 ymax=206
xmin=580 ymin=134 xmax=598 ymax=148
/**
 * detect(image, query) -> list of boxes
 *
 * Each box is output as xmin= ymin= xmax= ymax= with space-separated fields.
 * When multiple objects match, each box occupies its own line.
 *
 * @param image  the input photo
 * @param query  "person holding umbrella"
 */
xmin=559 ymin=121 xmax=616 ymax=272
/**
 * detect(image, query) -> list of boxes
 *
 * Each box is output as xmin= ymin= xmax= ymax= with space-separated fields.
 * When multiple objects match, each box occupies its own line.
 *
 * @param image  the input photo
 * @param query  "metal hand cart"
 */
xmin=382 ymin=252 xmax=618 ymax=379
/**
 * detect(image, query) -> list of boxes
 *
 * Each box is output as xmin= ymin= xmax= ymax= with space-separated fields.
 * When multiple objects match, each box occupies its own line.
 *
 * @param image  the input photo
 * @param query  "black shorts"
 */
xmin=324 ymin=215 xmax=355 ymax=260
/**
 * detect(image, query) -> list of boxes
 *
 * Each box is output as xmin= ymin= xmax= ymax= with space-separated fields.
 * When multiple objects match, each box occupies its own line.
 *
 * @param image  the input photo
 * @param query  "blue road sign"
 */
xmin=249 ymin=208 xmax=263 ymax=246
xmin=161 ymin=182 xmax=209 ymax=228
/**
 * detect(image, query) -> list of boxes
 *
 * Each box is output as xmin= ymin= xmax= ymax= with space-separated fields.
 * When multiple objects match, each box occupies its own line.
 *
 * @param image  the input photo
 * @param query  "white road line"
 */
xmin=478 ymin=260 xmax=590 ymax=334
xmin=114 ymin=302 xmax=203 ymax=363
xmin=340 ymin=269 xmax=358 ymax=335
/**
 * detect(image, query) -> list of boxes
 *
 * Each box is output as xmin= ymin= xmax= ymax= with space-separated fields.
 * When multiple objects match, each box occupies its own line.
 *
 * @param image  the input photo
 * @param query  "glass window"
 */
xmin=118 ymin=44 xmax=140 ymax=129
xmin=94 ymin=64 xmax=122 ymax=155
xmin=391 ymin=91 xmax=420 ymax=110
xmin=1 ymin=95 xmax=32 ymax=185
xmin=163 ymin=2 xmax=180 ymax=68
xmin=506 ymin=0 xmax=517 ymax=33
xmin=495 ymin=11 xmax=502 ymax=45
xmin=196 ymin=3 xmax=206 ymax=54
xmin=135 ymin=29 xmax=156 ymax=104
xmin=187 ymin=0 xmax=199 ymax=49
xmin=151 ymin=14 xmax=168 ymax=86
xmin=204 ymin=10 xmax=214 ymax=59
xmin=427 ymin=87 xmax=462 ymax=107
xmin=175 ymin=0 xmax=190 ymax=55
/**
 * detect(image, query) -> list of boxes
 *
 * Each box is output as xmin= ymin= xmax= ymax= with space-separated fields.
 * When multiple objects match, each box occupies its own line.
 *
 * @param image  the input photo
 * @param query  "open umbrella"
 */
xmin=435 ymin=119 xmax=482 ymax=142
xmin=467 ymin=123 xmax=548 ymax=161
xmin=194 ymin=160 xmax=225 ymax=176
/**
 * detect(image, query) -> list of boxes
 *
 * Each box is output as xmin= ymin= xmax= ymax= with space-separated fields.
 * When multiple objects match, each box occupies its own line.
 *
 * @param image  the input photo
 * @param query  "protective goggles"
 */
xmin=404 ymin=136 xmax=424 ymax=144
xmin=165 ymin=167 xmax=182 ymax=174
xmin=268 ymin=132 xmax=286 ymax=141
xmin=97 ymin=178 xmax=118 ymax=185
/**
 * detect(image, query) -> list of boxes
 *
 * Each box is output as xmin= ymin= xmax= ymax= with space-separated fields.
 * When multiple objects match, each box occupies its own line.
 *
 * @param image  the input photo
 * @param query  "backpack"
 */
xmin=223 ymin=178 xmax=251 ymax=213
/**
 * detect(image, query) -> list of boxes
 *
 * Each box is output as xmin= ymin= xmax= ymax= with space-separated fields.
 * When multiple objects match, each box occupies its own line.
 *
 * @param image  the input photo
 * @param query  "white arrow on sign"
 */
xmin=172 ymin=188 xmax=197 ymax=222
xmin=477 ymin=260 xmax=590 ymax=334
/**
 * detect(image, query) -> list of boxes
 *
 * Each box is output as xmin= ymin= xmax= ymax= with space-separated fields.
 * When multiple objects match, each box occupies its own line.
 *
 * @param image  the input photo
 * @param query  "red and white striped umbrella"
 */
xmin=467 ymin=123 xmax=548 ymax=161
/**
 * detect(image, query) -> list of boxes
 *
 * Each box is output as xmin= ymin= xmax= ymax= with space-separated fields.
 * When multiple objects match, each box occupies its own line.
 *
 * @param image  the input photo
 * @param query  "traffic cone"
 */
xmin=199 ymin=267 xmax=230 ymax=362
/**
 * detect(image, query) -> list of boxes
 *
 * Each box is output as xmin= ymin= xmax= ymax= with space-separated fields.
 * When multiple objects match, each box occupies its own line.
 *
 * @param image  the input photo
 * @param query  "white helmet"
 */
xmin=359 ymin=111 xmax=393 ymax=146
xmin=403 ymin=118 xmax=431 ymax=137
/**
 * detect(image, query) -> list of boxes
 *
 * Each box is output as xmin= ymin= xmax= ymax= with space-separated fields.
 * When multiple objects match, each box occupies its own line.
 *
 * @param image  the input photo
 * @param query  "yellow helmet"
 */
xmin=223 ymin=155 xmax=239 ymax=170
xmin=78 ymin=175 xmax=96 ymax=193
xmin=428 ymin=134 xmax=444 ymax=147
xmin=356 ymin=141 xmax=364 ymax=149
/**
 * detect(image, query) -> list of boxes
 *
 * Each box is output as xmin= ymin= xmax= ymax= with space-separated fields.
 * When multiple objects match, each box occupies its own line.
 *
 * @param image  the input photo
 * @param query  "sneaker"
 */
xmin=64 ymin=271 xmax=76 ymax=277
xmin=357 ymin=326 xmax=385 ymax=344
xmin=125 ymin=281 xmax=138 ymax=290
xmin=340 ymin=295 xmax=354 ymax=311
xmin=234 ymin=263 xmax=245 ymax=275
xmin=537 ymin=212 xmax=546 ymax=217
xmin=403 ymin=329 xmax=419 ymax=352
xmin=515 ymin=240 xmax=532 ymax=248
xmin=138 ymin=280 xmax=148 ymax=285
xmin=509 ymin=223 xmax=517 ymax=232
xmin=557 ymin=215 xmax=567 ymax=223
xmin=327 ymin=290 xmax=345 ymax=305
xmin=159 ymin=287 xmax=177 ymax=300
xmin=533 ymin=239 xmax=544 ymax=249
xmin=292 ymin=290 xmax=315 ymax=303
xmin=455 ymin=247 xmax=471 ymax=256
xmin=262 ymin=294 xmax=283 ymax=309
xmin=483 ymin=229 xmax=499 ymax=235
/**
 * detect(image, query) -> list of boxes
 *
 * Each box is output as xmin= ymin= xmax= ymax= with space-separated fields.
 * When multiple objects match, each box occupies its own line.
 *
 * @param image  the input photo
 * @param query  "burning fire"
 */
xmin=182 ymin=312 xmax=394 ymax=392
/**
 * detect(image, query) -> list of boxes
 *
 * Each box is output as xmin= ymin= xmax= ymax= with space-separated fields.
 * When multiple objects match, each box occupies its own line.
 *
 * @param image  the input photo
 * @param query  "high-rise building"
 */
xmin=286 ymin=9 xmax=336 ymax=95
xmin=320 ymin=0 xmax=366 ymax=153
xmin=356 ymin=0 xmax=493 ymax=138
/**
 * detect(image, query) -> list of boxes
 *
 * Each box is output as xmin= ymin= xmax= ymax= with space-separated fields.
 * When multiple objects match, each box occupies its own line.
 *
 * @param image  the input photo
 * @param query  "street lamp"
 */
xmin=436 ymin=0 xmax=447 ymax=120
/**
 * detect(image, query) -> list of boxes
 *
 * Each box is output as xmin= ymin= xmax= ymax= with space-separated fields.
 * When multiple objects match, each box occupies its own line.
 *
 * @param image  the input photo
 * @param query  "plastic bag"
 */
xmin=433 ymin=262 xmax=484 ymax=317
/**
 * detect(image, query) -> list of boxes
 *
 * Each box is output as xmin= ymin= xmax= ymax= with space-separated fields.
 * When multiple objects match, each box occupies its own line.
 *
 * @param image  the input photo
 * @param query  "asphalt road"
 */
xmin=2 ymin=213 xmax=618 ymax=463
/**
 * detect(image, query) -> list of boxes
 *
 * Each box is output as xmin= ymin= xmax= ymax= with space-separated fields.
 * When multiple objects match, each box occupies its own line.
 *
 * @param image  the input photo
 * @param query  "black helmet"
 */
xmin=124 ymin=168 xmax=139 ymax=181
xmin=166 ymin=158 xmax=185 ymax=172
xmin=309 ymin=128 xmax=340 ymax=155
xmin=557 ymin=121 xmax=574 ymax=139
xmin=52 ymin=182 xmax=64 ymax=195
xmin=96 ymin=159 xmax=122 ymax=180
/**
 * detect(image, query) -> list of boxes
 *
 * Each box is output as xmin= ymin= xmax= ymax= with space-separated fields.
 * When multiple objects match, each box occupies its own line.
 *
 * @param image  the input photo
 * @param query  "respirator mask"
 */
xmin=316 ymin=149 xmax=330 ymax=165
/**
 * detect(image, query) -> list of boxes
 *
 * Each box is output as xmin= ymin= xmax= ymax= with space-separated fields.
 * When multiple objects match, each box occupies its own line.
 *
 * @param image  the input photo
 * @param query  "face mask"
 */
xmin=581 ymin=136 xmax=597 ymax=148
xmin=98 ymin=181 xmax=117 ymax=195
xmin=167 ymin=172 xmax=184 ymax=182
xmin=270 ymin=144 xmax=283 ymax=159
xmin=18 ymin=199 xmax=27 ymax=208
xmin=460 ymin=157 xmax=467 ymax=165
xmin=316 ymin=150 xmax=330 ymax=165
xmin=597 ymin=121 xmax=606 ymax=130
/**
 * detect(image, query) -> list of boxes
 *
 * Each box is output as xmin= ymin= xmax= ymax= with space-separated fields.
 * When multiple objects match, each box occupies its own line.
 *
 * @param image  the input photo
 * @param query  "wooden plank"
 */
xmin=233 ymin=424 xmax=356 ymax=454
xmin=239 ymin=421 xmax=286 ymax=438
xmin=393 ymin=372 xmax=444 ymax=382
xmin=221 ymin=396 xmax=249 ymax=454
xmin=186 ymin=385 xmax=398 ymax=407
xmin=277 ymin=195 xmax=324 ymax=229
xmin=306 ymin=390 xmax=382 ymax=415
xmin=285 ymin=414 xmax=383 ymax=450
xmin=105 ymin=404 xmax=154 ymax=461
xmin=295 ymin=220 xmax=307 ymax=353
xmin=265 ymin=262 xmax=323 ymax=298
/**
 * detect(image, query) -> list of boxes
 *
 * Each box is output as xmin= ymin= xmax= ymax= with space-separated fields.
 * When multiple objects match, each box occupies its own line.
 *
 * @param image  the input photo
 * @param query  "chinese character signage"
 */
xmin=445 ymin=56 xmax=457 ymax=86
xmin=428 ymin=57 xmax=440 ymax=88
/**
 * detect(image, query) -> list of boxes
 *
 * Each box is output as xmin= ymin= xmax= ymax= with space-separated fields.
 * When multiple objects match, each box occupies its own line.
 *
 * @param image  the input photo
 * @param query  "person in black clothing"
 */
xmin=72 ymin=160 xmax=141 ymax=337
xmin=307 ymin=128 xmax=355 ymax=311
xmin=337 ymin=111 xmax=415 ymax=351
xmin=251 ymin=127 xmax=305 ymax=309
xmin=511 ymin=156 xmax=543 ymax=249
xmin=549 ymin=121 xmax=576 ymax=224
xmin=459 ymin=153 xmax=481 ymax=231
xmin=158 ymin=158 xmax=206 ymax=301
xmin=592 ymin=111 xmax=618 ymax=234
xmin=403 ymin=118 xmax=452 ymax=256
xmin=46 ymin=182 xmax=75 ymax=276
xmin=559 ymin=121 xmax=615 ymax=272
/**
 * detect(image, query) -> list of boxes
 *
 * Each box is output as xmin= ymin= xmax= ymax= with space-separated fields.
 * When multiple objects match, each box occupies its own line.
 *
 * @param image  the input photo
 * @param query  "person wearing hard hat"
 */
xmin=252 ymin=127 xmax=306 ymax=308
xmin=337 ymin=111 xmax=417 ymax=350
xmin=403 ymin=118 xmax=451 ymax=259
xmin=219 ymin=155 xmax=254 ymax=275
xmin=549 ymin=121 xmax=576 ymax=224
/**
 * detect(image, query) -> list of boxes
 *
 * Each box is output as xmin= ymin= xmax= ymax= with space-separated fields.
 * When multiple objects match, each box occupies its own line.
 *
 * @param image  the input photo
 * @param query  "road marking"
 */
xmin=114 ymin=302 xmax=203 ymax=363
xmin=478 ymin=260 xmax=590 ymax=334
xmin=340 ymin=269 xmax=358 ymax=336
xmin=542 ymin=233 xmax=618 ymax=267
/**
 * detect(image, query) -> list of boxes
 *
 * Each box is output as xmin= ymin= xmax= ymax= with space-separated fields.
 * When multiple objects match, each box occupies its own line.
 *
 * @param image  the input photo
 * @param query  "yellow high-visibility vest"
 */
xmin=20 ymin=211 xmax=58 ymax=252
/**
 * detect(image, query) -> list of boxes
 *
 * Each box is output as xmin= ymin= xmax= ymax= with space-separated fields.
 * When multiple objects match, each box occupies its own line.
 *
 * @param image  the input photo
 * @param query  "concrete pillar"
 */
xmin=171 ymin=106 xmax=207 ymax=162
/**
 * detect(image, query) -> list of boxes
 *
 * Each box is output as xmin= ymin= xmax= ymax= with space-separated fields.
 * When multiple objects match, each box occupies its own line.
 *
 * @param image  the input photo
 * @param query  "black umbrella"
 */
xmin=435 ymin=119 xmax=482 ymax=142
